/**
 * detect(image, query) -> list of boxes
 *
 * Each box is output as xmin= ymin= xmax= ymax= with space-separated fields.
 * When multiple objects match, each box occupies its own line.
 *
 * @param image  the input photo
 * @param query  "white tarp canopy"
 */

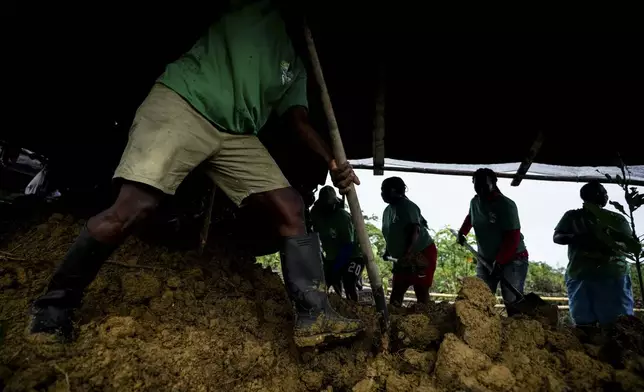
xmin=352 ymin=159 xmax=644 ymax=186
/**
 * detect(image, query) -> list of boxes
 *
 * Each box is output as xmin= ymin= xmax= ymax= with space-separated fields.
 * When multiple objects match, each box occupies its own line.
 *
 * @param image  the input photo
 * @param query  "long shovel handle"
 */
xmin=304 ymin=24 xmax=389 ymax=330
xmin=449 ymin=229 xmax=524 ymax=300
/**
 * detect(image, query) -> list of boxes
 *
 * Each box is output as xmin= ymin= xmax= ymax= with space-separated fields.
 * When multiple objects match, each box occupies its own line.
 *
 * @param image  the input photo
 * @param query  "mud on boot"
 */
xmin=281 ymin=233 xmax=364 ymax=347
xmin=292 ymin=289 xmax=364 ymax=347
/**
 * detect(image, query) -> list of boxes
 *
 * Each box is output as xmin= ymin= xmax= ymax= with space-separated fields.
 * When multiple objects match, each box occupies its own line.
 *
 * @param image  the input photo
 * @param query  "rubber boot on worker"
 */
xmin=281 ymin=233 xmax=364 ymax=347
xmin=30 ymin=225 xmax=117 ymax=339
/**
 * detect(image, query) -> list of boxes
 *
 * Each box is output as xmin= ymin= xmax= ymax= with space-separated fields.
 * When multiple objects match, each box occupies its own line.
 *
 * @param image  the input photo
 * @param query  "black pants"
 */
xmin=324 ymin=257 xmax=365 ymax=301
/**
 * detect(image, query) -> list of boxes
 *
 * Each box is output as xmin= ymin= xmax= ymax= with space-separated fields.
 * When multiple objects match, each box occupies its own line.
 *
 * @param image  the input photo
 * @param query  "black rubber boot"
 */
xmin=281 ymin=233 xmax=364 ymax=347
xmin=30 ymin=225 xmax=118 ymax=339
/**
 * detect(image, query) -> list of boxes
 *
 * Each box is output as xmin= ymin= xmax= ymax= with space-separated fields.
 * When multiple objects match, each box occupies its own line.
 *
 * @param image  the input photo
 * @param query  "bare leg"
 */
xmin=31 ymin=182 xmax=163 ymax=337
xmin=88 ymin=182 xmax=162 ymax=243
xmin=246 ymin=187 xmax=306 ymax=237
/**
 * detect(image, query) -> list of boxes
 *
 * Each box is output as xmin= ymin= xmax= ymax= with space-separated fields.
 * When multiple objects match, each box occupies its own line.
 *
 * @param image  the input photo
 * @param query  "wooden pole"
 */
xmin=372 ymin=66 xmax=385 ymax=176
xmin=511 ymin=131 xmax=545 ymax=187
xmin=304 ymin=24 xmax=389 ymax=330
xmin=199 ymin=184 xmax=217 ymax=255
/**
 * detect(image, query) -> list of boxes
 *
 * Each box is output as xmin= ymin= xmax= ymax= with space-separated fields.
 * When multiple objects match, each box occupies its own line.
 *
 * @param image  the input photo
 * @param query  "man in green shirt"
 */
xmin=457 ymin=168 xmax=529 ymax=304
xmin=29 ymin=0 xmax=363 ymax=347
xmin=553 ymin=181 xmax=634 ymax=326
xmin=381 ymin=177 xmax=437 ymax=306
xmin=311 ymin=186 xmax=365 ymax=301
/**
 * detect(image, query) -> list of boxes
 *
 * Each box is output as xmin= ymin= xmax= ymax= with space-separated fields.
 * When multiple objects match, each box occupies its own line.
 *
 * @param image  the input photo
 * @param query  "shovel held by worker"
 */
xmin=304 ymin=25 xmax=389 ymax=331
xmin=449 ymin=229 xmax=558 ymax=324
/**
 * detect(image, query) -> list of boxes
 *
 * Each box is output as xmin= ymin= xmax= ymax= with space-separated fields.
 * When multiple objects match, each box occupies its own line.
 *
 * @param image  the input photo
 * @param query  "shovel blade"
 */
xmin=506 ymin=293 xmax=559 ymax=326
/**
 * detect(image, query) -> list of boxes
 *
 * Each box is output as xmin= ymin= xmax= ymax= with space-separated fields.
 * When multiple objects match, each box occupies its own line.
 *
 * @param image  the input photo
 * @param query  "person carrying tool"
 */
xmin=29 ymin=0 xmax=364 ymax=347
xmin=457 ymin=168 xmax=529 ymax=304
xmin=311 ymin=186 xmax=365 ymax=301
xmin=381 ymin=177 xmax=437 ymax=306
xmin=553 ymin=181 xmax=634 ymax=327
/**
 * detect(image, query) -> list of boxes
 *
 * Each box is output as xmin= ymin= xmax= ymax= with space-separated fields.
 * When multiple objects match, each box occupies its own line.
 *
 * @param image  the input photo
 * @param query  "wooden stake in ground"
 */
xmin=200 ymin=183 xmax=217 ymax=255
xmin=304 ymin=24 xmax=390 ymax=330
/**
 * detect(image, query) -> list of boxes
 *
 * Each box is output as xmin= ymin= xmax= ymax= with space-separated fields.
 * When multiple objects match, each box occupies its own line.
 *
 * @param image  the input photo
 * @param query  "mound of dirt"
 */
xmin=1 ymin=214 xmax=644 ymax=392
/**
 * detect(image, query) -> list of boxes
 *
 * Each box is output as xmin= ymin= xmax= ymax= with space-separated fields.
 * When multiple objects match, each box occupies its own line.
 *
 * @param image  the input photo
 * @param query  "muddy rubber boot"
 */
xmin=281 ymin=233 xmax=364 ymax=347
xmin=30 ymin=226 xmax=117 ymax=339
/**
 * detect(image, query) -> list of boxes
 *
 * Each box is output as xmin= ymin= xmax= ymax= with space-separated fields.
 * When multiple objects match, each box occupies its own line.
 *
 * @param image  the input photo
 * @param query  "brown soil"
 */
xmin=1 ymin=215 xmax=644 ymax=391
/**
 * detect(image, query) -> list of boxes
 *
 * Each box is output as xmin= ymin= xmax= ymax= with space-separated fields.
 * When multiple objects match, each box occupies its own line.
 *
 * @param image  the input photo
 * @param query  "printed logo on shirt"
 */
xmin=488 ymin=212 xmax=497 ymax=224
xmin=280 ymin=61 xmax=293 ymax=85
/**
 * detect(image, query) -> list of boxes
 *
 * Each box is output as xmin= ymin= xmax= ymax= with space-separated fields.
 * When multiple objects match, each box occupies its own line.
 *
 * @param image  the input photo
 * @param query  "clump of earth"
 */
xmin=1 ymin=214 xmax=643 ymax=391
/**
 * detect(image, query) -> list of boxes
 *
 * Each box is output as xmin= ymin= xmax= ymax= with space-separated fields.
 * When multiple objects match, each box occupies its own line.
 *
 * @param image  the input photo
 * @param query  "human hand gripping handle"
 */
xmin=457 ymin=215 xmax=472 ymax=246
xmin=330 ymin=159 xmax=360 ymax=195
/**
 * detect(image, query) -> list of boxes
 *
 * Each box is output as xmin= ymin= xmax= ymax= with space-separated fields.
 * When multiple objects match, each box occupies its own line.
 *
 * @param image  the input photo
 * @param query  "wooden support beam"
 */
xmin=199 ymin=183 xmax=217 ymax=255
xmin=372 ymin=67 xmax=385 ymax=176
xmin=511 ymin=131 xmax=545 ymax=187
xmin=350 ymin=163 xmax=644 ymax=186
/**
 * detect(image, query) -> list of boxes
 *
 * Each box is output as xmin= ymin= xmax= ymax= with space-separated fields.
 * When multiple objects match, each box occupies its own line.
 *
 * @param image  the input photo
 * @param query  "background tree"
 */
xmin=364 ymin=218 xmax=392 ymax=292
xmin=256 ymin=252 xmax=280 ymax=271
xmin=431 ymin=228 xmax=477 ymax=293
xmin=524 ymin=261 xmax=566 ymax=295
xmin=597 ymin=161 xmax=644 ymax=304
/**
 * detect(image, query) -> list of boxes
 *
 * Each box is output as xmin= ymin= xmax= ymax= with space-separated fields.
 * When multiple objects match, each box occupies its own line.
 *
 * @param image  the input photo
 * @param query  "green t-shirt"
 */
xmin=159 ymin=0 xmax=308 ymax=135
xmin=382 ymin=198 xmax=434 ymax=258
xmin=470 ymin=194 xmax=527 ymax=262
xmin=554 ymin=207 xmax=631 ymax=280
xmin=311 ymin=205 xmax=361 ymax=261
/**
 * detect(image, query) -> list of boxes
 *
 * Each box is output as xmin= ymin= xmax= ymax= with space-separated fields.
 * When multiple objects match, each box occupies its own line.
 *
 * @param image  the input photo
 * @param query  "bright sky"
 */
xmin=319 ymin=169 xmax=644 ymax=269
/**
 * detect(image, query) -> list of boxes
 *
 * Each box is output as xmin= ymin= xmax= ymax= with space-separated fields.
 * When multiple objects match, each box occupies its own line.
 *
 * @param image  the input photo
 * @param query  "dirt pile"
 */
xmin=1 ymin=214 xmax=644 ymax=392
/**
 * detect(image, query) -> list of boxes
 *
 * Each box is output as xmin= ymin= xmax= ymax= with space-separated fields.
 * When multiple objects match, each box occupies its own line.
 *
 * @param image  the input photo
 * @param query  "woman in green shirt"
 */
xmin=457 ymin=168 xmax=529 ymax=305
xmin=381 ymin=177 xmax=437 ymax=306
xmin=553 ymin=181 xmax=634 ymax=327
xmin=311 ymin=186 xmax=365 ymax=301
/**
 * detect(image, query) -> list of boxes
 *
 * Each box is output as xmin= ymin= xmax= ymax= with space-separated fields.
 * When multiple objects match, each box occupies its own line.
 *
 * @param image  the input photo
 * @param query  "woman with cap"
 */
xmin=457 ymin=168 xmax=529 ymax=305
xmin=381 ymin=177 xmax=437 ymax=306
xmin=553 ymin=180 xmax=634 ymax=328
xmin=310 ymin=186 xmax=365 ymax=301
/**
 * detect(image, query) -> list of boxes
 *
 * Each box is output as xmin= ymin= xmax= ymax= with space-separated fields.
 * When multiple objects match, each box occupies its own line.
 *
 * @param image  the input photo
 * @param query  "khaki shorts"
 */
xmin=114 ymin=83 xmax=290 ymax=205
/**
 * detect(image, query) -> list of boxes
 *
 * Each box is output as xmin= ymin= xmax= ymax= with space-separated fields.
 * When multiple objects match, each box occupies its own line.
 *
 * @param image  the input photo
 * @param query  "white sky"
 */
xmin=319 ymin=169 xmax=644 ymax=269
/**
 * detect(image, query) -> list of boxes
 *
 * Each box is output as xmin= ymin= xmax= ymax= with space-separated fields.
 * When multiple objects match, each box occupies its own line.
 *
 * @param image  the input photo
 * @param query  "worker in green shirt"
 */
xmin=553 ymin=181 xmax=634 ymax=326
xmin=381 ymin=177 xmax=437 ymax=306
xmin=457 ymin=168 xmax=529 ymax=304
xmin=311 ymin=186 xmax=365 ymax=301
xmin=29 ymin=0 xmax=363 ymax=347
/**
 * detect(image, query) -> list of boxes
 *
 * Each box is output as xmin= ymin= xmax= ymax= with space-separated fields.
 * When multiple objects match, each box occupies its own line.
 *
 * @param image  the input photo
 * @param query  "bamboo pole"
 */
xmin=304 ymin=24 xmax=389 ymax=330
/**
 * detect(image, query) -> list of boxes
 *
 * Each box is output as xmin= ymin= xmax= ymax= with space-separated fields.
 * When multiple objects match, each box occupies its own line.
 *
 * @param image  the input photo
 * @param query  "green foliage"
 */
xmin=256 ymin=252 xmax=280 ymax=271
xmin=524 ymin=261 xmax=566 ymax=295
xmin=602 ymin=160 xmax=644 ymax=302
xmin=365 ymin=220 xmax=392 ymax=292
xmin=431 ymin=228 xmax=477 ymax=293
